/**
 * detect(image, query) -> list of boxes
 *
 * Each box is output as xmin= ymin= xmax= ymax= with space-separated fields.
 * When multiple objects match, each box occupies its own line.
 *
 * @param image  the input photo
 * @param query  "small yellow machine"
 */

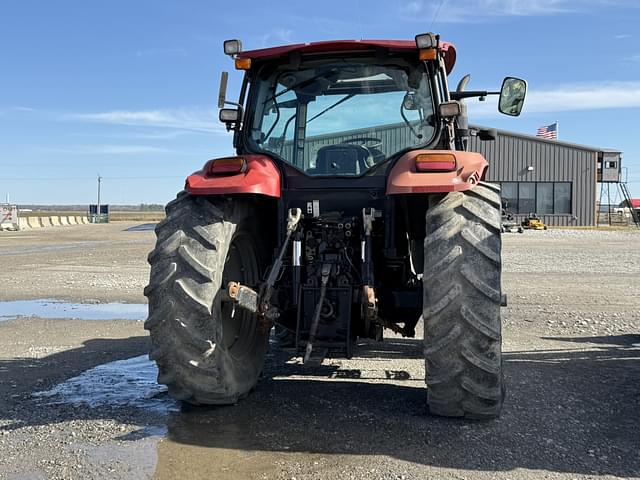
xmin=522 ymin=214 xmax=547 ymax=230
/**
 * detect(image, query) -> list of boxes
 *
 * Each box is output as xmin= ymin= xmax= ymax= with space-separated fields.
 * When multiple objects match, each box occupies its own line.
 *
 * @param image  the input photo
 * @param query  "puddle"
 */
xmin=125 ymin=223 xmax=157 ymax=232
xmin=33 ymin=355 xmax=177 ymax=412
xmin=0 ymin=299 xmax=147 ymax=321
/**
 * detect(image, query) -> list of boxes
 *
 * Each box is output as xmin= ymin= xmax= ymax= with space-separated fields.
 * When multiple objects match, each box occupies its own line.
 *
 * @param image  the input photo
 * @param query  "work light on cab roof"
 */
xmin=223 ymin=39 xmax=242 ymax=56
xmin=145 ymin=31 xmax=529 ymax=421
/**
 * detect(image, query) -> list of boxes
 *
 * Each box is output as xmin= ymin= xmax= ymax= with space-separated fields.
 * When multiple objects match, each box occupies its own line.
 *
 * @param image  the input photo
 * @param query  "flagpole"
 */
xmin=555 ymin=120 xmax=559 ymax=140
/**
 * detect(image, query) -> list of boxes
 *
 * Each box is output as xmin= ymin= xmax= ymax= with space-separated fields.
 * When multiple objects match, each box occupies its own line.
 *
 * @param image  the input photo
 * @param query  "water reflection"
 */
xmin=0 ymin=299 xmax=147 ymax=321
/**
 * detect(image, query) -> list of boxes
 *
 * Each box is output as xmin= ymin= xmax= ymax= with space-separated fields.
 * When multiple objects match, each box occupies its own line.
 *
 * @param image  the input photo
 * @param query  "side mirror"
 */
xmin=499 ymin=77 xmax=527 ymax=117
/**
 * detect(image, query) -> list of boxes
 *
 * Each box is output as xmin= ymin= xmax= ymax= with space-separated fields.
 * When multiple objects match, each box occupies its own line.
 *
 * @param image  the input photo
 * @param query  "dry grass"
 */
xmin=108 ymin=212 xmax=165 ymax=222
xmin=555 ymin=225 xmax=637 ymax=231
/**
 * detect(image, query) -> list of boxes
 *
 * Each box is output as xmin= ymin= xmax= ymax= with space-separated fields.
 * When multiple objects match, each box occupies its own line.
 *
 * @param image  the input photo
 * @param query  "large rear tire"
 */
xmin=144 ymin=193 xmax=269 ymax=404
xmin=423 ymin=182 xmax=504 ymax=419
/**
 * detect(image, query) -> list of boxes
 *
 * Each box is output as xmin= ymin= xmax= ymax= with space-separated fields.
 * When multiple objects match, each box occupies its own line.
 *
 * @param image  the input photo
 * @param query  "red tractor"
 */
xmin=144 ymin=33 xmax=526 ymax=418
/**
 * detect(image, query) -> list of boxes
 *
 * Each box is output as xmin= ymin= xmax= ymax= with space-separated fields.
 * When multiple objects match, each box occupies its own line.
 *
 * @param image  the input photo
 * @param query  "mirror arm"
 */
xmin=450 ymin=90 xmax=500 ymax=100
xmin=222 ymin=100 xmax=243 ymax=108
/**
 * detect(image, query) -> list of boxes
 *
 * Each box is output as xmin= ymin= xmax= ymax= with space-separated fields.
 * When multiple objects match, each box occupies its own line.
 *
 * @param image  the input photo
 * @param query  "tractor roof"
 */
xmin=237 ymin=39 xmax=457 ymax=74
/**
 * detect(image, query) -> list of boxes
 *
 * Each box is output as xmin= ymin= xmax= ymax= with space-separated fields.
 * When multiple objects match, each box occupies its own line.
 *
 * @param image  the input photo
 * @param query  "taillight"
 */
xmin=415 ymin=153 xmax=457 ymax=172
xmin=207 ymin=157 xmax=247 ymax=175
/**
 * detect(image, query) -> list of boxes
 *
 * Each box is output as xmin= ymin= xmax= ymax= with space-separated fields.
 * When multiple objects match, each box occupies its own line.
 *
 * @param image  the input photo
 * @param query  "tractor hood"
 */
xmin=237 ymin=39 xmax=457 ymax=75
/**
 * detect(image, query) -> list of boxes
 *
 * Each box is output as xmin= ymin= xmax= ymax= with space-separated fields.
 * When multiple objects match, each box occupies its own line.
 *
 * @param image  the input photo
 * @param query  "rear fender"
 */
xmin=386 ymin=150 xmax=489 ymax=194
xmin=186 ymin=154 xmax=281 ymax=198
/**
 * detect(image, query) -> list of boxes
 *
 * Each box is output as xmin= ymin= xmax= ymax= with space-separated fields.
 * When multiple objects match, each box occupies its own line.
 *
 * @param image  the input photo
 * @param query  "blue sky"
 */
xmin=1 ymin=0 xmax=639 ymax=204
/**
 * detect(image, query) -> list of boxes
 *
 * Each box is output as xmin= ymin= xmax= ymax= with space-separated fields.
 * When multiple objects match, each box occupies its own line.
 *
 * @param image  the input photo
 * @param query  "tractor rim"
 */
xmin=220 ymin=232 xmax=260 ymax=359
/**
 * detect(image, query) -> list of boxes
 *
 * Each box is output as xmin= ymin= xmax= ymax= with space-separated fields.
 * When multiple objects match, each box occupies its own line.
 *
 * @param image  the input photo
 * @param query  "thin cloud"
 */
xmin=614 ymin=34 xmax=632 ymax=39
xmin=11 ymin=106 xmax=35 ymax=112
xmin=0 ymin=106 xmax=35 ymax=115
xmin=68 ymin=130 xmax=197 ymax=141
xmin=467 ymin=81 xmax=640 ymax=117
xmin=65 ymin=108 xmax=227 ymax=134
xmin=117 ymin=130 xmax=196 ymax=140
xmin=400 ymin=0 xmax=637 ymax=22
xmin=44 ymin=144 xmax=175 ymax=155
xmin=403 ymin=0 xmax=422 ymax=14
xmin=259 ymin=28 xmax=294 ymax=47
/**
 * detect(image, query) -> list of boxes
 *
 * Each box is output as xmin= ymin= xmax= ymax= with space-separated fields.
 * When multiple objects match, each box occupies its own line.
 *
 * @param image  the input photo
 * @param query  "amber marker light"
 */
xmin=419 ymin=48 xmax=437 ymax=61
xmin=415 ymin=153 xmax=457 ymax=172
xmin=235 ymin=58 xmax=252 ymax=70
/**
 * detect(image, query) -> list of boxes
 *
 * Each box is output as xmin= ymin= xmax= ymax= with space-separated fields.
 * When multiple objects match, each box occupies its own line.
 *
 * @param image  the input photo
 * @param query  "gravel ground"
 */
xmin=0 ymin=223 xmax=153 ymax=303
xmin=0 ymin=223 xmax=639 ymax=480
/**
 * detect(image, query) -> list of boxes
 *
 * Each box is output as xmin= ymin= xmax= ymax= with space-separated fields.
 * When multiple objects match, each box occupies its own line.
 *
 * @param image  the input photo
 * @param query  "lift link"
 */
xmin=361 ymin=207 xmax=413 ymax=338
xmin=303 ymin=263 xmax=332 ymax=365
xmin=226 ymin=208 xmax=302 ymax=327
xmin=361 ymin=208 xmax=378 ymax=336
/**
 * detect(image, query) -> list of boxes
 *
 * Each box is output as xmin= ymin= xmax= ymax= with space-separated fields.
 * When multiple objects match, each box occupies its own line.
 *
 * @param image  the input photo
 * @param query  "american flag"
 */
xmin=536 ymin=122 xmax=557 ymax=139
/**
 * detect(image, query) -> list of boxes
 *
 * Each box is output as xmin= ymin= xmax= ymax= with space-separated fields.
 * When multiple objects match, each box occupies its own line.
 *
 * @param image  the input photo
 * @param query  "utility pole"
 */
xmin=97 ymin=174 xmax=102 ymax=222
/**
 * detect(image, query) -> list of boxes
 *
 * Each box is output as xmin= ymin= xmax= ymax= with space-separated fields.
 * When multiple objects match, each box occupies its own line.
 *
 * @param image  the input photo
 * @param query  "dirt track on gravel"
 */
xmin=0 ymin=223 xmax=639 ymax=479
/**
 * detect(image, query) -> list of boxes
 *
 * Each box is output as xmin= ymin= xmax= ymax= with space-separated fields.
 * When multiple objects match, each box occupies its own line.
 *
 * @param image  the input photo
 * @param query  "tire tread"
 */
xmin=144 ymin=192 xmax=267 ymax=405
xmin=423 ymin=182 xmax=504 ymax=419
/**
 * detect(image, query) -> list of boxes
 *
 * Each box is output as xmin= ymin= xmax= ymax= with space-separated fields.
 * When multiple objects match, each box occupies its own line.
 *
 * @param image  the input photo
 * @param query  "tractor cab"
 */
xmin=218 ymin=35 xmax=525 ymax=167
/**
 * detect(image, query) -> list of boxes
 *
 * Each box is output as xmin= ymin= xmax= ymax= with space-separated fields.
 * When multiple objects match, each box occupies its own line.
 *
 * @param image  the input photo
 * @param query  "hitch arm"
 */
xmin=304 ymin=263 xmax=331 ymax=364
xmin=261 ymin=208 xmax=302 ymax=308
xmin=226 ymin=208 xmax=302 ymax=321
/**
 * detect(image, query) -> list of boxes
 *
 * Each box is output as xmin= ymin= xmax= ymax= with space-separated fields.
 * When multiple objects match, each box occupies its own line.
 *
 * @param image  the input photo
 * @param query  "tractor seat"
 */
xmin=313 ymin=144 xmax=365 ymax=175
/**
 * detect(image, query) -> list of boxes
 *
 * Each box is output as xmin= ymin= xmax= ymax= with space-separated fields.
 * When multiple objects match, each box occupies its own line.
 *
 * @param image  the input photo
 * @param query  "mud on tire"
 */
xmin=144 ymin=193 xmax=269 ymax=404
xmin=423 ymin=182 xmax=504 ymax=419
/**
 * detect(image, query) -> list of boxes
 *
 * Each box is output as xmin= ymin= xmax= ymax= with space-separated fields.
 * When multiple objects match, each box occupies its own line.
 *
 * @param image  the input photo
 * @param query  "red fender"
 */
xmin=386 ymin=150 xmax=489 ymax=194
xmin=186 ymin=154 xmax=281 ymax=198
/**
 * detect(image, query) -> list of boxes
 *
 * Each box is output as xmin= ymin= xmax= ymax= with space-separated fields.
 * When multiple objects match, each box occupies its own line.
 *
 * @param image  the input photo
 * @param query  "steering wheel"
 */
xmin=341 ymin=137 xmax=383 ymax=149
xmin=340 ymin=137 xmax=384 ymax=167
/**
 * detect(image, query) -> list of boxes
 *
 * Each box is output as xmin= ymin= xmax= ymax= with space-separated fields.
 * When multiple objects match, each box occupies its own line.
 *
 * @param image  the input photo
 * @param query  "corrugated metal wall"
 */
xmin=468 ymin=131 xmax=597 ymax=226
xmin=295 ymin=123 xmax=598 ymax=226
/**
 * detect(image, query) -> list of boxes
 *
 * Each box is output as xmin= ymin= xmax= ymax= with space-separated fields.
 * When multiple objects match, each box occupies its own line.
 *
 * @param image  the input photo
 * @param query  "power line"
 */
xmin=429 ymin=0 xmax=448 ymax=30
xmin=355 ymin=0 xmax=364 ymax=40
xmin=1 ymin=177 xmax=95 ymax=181
xmin=103 ymin=176 xmax=185 ymax=180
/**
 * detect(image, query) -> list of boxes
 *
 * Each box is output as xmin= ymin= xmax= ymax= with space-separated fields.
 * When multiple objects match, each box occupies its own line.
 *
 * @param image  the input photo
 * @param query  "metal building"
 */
xmin=468 ymin=127 xmax=622 ymax=227
xmin=292 ymin=122 xmax=620 ymax=227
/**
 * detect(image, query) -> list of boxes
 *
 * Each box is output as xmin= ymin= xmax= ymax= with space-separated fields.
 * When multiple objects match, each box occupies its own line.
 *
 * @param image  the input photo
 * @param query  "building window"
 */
xmin=501 ymin=183 xmax=518 ymax=211
xmin=554 ymin=183 xmax=571 ymax=214
xmin=500 ymin=182 xmax=572 ymax=215
xmin=536 ymin=183 xmax=554 ymax=214
xmin=518 ymin=183 xmax=536 ymax=214
xmin=605 ymin=161 xmax=617 ymax=169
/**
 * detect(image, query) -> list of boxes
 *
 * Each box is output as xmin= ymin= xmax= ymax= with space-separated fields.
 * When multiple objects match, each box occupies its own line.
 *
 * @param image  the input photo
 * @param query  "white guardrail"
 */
xmin=0 ymin=205 xmax=92 ymax=231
